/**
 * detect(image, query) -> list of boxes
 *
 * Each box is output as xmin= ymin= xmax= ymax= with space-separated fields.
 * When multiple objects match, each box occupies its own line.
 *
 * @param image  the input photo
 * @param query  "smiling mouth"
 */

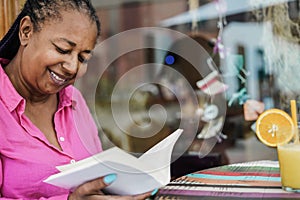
xmin=49 ymin=70 xmax=67 ymax=86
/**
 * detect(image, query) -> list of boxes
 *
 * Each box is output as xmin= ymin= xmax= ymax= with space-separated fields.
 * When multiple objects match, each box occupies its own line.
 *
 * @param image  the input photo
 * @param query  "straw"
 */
xmin=290 ymin=100 xmax=299 ymax=144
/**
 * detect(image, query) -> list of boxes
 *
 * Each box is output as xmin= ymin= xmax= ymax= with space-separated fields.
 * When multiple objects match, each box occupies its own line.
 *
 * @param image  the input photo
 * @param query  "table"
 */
xmin=156 ymin=160 xmax=300 ymax=199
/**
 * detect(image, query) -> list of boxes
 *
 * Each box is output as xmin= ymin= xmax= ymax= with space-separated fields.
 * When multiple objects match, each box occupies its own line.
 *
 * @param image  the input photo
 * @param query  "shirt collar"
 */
xmin=58 ymin=85 xmax=76 ymax=109
xmin=0 ymin=58 xmax=75 ymax=112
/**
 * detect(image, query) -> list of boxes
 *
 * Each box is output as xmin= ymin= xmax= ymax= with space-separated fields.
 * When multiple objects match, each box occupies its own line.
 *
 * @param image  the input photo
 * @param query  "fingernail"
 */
xmin=103 ymin=174 xmax=117 ymax=184
xmin=151 ymin=188 xmax=158 ymax=196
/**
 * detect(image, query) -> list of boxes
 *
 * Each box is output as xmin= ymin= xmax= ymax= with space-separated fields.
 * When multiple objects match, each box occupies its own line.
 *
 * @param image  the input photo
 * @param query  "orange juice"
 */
xmin=277 ymin=143 xmax=300 ymax=191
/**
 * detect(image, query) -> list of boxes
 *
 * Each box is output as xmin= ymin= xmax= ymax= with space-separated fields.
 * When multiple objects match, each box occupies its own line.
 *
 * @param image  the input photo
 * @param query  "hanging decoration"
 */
xmin=226 ymin=54 xmax=251 ymax=106
xmin=196 ymin=70 xmax=228 ymax=96
xmin=211 ymin=0 xmax=252 ymax=107
xmin=188 ymin=0 xmax=199 ymax=32
xmin=195 ymin=0 xmax=229 ymax=142
xmin=212 ymin=0 xmax=228 ymax=59
xmin=197 ymin=0 xmax=230 ymax=96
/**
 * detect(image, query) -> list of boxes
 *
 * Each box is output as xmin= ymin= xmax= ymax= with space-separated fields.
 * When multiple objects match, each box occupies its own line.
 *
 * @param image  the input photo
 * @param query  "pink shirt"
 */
xmin=0 ymin=59 xmax=102 ymax=199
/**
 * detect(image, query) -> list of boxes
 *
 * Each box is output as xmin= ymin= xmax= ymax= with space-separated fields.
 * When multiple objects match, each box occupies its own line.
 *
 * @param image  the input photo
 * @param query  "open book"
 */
xmin=44 ymin=129 xmax=183 ymax=195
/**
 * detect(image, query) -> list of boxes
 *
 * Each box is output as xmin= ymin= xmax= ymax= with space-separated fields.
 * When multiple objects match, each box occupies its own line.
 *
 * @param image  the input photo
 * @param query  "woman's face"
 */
xmin=19 ymin=10 xmax=98 ymax=95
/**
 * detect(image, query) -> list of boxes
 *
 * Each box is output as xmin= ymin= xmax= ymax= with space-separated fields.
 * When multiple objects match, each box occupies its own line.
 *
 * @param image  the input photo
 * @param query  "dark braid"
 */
xmin=0 ymin=0 xmax=101 ymax=61
xmin=0 ymin=9 xmax=26 ymax=61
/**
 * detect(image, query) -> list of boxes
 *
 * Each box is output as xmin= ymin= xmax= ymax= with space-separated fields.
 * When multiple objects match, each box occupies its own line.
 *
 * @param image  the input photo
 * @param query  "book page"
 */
xmin=43 ymin=129 xmax=183 ymax=195
xmin=138 ymin=129 xmax=183 ymax=184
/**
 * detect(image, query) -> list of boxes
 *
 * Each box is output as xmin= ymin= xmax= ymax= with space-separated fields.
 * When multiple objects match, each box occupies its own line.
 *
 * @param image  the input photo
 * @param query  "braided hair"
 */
xmin=0 ymin=0 xmax=101 ymax=61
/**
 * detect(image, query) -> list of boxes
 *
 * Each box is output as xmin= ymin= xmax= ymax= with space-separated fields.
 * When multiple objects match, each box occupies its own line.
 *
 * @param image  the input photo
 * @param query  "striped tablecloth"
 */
xmin=156 ymin=160 xmax=300 ymax=199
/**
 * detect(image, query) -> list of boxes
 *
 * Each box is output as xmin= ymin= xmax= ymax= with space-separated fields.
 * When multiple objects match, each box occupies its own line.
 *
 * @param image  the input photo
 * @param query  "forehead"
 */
xmin=38 ymin=10 xmax=98 ymax=48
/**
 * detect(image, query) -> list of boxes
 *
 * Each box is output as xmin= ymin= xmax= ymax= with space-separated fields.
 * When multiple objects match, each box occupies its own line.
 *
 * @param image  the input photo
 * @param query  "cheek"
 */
xmin=23 ymin=44 xmax=54 ymax=70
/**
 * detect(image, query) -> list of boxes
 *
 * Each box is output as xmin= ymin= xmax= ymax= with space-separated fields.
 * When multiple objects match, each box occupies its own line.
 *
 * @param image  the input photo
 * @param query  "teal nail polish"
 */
xmin=103 ymin=174 xmax=117 ymax=184
xmin=151 ymin=188 xmax=158 ymax=196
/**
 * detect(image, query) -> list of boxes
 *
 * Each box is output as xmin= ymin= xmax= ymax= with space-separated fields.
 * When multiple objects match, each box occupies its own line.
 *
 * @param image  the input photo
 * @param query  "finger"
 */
xmin=133 ymin=190 xmax=156 ymax=200
xmin=75 ymin=174 xmax=117 ymax=195
xmin=101 ymin=190 xmax=154 ymax=200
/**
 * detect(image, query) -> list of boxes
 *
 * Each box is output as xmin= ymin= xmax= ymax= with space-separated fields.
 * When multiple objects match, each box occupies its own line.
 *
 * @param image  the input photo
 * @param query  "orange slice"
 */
xmin=256 ymin=108 xmax=295 ymax=147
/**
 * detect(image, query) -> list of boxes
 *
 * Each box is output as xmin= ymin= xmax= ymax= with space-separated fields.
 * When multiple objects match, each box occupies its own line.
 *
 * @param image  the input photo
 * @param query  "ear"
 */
xmin=19 ymin=16 xmax=34 ymax=46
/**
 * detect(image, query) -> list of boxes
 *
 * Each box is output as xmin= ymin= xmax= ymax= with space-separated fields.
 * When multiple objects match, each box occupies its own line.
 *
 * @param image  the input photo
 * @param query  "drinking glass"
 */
xmin=277 ymin=137 xmax=300 ymax=192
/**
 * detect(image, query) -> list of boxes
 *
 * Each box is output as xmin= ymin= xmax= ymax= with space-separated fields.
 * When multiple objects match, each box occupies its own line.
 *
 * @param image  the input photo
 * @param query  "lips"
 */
xmin=49 ymin=70 xmax=67 ymax=86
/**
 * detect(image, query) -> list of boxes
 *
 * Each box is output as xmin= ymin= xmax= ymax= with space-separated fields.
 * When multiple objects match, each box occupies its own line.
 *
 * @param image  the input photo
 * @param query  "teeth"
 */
xmin=51 ymin=71 xmax=64 ymax=81
xmin=50 ymin=71 xmax=66 ymax=85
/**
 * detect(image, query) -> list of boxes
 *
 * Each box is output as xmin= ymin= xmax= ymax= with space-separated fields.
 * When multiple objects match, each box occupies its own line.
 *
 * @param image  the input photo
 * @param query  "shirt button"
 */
xmin=70 ymin=159 xmax=76 ymax=164
xmin=59 ymin=136 xmax=65 ymax=142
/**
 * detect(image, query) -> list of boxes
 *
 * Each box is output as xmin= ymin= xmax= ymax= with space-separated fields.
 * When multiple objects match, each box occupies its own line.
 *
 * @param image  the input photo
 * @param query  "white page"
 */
xmin=138 ymin=129 xmax=183 ymax=184
xmin=43 ymin=129 xmax=182 ymax=195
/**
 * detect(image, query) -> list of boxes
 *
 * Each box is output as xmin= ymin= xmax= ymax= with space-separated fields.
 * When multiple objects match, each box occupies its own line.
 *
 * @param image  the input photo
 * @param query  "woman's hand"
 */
xmin=68 ymin=174 xmax=154 ymax=200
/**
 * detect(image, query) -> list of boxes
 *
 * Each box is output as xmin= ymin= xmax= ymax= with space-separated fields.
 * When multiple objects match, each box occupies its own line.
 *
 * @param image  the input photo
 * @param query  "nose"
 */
xmin=62 ymin=54 xmax=79 ymax=75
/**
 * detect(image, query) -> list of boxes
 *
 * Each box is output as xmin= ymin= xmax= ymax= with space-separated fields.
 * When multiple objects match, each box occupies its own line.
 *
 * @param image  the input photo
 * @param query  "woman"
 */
xmin=0 ymin=0 xmax=153 ymax=199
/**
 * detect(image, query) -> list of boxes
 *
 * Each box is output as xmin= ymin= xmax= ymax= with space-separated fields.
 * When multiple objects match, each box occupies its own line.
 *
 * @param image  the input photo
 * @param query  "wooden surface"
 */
xmin=0 ymin=0 xmax=25 ymax=39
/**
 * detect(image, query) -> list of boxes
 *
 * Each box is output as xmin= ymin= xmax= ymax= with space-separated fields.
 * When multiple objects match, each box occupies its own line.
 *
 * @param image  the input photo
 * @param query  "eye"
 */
xmin=78 ymin=52 xmax=93 ymax=64
xmin=56 ymin=46 xmax=70 ymax=54
xmin=78 ymin=55 xmax=89 ymax=64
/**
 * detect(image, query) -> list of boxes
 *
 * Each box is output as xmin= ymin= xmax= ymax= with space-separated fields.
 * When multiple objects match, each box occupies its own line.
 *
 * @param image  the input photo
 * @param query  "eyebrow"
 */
xmin=53 ymin=38 xmax=93 ymax=54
